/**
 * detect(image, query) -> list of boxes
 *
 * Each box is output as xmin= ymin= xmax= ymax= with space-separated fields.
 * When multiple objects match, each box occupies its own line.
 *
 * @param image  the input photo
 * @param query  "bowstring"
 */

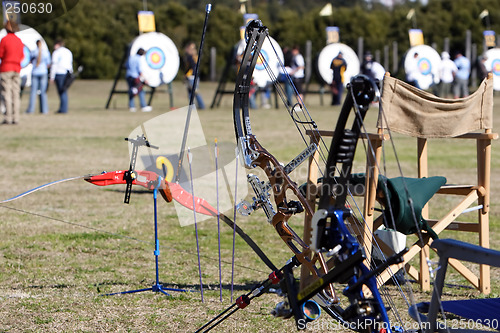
xmin=262 ymin=36 xmax=331 ymax=168
xmin=261 ymin=37 xmax=389 ymax=262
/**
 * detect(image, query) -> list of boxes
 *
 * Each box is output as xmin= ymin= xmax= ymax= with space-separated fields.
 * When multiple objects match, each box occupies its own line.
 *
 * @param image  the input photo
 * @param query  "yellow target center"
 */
xmin=151 ymin=53 xmax=161 ymax=63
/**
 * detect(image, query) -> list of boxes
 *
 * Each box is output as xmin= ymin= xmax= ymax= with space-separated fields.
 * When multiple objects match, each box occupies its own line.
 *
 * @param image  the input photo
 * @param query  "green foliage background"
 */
xmin=21 ymin=0 xmax=500 ymax=80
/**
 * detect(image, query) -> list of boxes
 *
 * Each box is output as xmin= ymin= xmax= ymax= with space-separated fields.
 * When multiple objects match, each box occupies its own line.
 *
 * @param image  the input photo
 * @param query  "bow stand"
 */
xmin=87 ymin=134 xmax=186 ymax=297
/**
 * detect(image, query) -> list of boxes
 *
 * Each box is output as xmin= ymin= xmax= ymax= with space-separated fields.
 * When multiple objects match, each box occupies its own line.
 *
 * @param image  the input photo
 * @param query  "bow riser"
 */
xmin=231 ymin=20 xmax=341 ymax=321
xmin=247 ymin=135 xmax=326 ymax=274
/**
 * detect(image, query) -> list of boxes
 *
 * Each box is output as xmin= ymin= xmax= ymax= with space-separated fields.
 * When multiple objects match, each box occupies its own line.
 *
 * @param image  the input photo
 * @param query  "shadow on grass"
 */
xmin=94 ymin=280 xmax=274 ymax=294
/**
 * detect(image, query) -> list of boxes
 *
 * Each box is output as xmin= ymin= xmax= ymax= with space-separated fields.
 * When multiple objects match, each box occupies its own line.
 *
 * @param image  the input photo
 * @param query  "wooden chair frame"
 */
xmin=301 ymin=73 xmax=497 ymax=294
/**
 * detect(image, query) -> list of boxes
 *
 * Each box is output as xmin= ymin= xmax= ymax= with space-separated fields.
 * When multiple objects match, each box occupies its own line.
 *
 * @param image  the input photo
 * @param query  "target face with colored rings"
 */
xmin=130 ymin=32 xmax=179 ymax=87
xmin=484 ymin=48 xmax=500 ymax=91
xmin=404 ymin=45 xmax=441 ymax=90
xmin=255 ymin=49 xmax=269 ymax=71
xmin=146 ymin=47 xmax=166 ymax=70
xmin=0 ymin=24 xmax=48 ymax=88
xmin=418 ymin=58 xmax=432 ymax=75
xmin=21 ymin=45 xmax=30 ymax=68
xmin=492 ymin=59 xmax=500 ymax=75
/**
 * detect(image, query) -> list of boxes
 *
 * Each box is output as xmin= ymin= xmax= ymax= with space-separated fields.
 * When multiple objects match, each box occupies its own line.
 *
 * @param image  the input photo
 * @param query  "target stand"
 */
xmin=105 ymin=45 xmax=171 ymax=110
xmin=210 ymin=45 xmax=238 ymax=108
xmin=106 ymin=32 xmax=180 ymax=110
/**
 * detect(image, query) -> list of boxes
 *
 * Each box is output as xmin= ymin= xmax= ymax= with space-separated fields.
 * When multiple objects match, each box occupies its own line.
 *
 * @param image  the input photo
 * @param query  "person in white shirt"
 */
xmin=405 ymin=52 xmax=421 ymax=88
xmin=290 ymin=45 xmax=305 ymax=104
xmin=438 ymin=51 xmax=457 ymax=98
xmin=50 ymin=38 xmax=73 ymax=114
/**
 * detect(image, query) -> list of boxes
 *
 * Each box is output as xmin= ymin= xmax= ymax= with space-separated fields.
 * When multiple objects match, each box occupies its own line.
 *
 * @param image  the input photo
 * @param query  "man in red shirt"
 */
xmin=0 ymin=20 xmax=24 ymax=124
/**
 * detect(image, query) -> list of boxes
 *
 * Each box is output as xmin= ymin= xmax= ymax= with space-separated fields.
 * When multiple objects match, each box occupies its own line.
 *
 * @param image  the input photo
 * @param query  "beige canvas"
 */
xmin=378 ymin=74 xmax=493 ymax=138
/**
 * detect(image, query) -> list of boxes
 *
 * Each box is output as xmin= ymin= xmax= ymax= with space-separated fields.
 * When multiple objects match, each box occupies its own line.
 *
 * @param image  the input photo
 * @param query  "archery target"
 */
xmin=236 ymin=36 xmax=284 ymax=88
xmin=0 ymin=24 xmax=48 ymax=88
xmin=484 ymin=48 xmax=500 ymax=91
xmin=255 ymin=49 xmax=269 ymax=71
xmin=317 ymin=43 xmax=360 ymax=86
xmin=145 ymin=46 xmax=166 ymax=70
xmin=403 ymin=45 xmax=441 ymax=90
xmin=129 ymin=32 xmax=179 ymax=87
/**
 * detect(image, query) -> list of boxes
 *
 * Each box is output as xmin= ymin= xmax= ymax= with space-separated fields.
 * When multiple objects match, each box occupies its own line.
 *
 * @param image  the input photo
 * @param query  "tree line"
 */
xmin=19 ymin=0 xmax=500 ymax=81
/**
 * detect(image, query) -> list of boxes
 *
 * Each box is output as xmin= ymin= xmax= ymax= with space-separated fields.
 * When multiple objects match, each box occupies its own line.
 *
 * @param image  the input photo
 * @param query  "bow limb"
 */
xmin=312 ymin=75 xmax=380 ymax=254
xmin=86 ymin=170 xmax=277 ymax=271
xmin=168 ymin=181 xmax=214 ymax=216
xmin=233 ymin=20 xmax=336 ymax=303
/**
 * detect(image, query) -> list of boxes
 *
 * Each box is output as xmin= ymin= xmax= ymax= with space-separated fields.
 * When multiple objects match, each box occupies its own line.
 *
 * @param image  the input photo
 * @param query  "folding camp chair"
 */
xmin=410 ymin=238 xmax=500 ymax=332
xmin=361 ymin=73 xmax=497 ymax=293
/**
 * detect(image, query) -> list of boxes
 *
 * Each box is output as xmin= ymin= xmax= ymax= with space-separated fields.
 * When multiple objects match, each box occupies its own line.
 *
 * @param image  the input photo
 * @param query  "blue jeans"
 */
xmin=27 ymin=74 xmax=48 ymax=114
xmin=126 ymin=76 xmax=147 ymax=108
xmin=54 ymin=74 xmax=68 ymax=113
xmin=453 ymin=77 xmax=469 ymax=98
xmin=186 ymin=76 xmax=205 ymax=109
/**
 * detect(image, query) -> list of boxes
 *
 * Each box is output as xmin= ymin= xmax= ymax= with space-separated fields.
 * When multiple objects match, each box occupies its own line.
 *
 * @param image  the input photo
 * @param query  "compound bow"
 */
xmin=233 ymin=20 xmax=335 ymax=301
xmin=229 ymin=20 xmax=407 ymax=332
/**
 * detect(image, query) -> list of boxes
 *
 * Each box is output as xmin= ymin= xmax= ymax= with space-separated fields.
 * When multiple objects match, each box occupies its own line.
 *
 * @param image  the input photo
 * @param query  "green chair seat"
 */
xmin=299 ymin=174 xmax=447 ymax=239
xmin=350 ymin=173 xmax=446 ymax=239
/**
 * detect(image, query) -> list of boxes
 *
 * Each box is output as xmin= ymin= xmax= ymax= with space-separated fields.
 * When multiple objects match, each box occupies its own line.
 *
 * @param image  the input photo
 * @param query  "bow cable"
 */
xmin=0 ymin=204 xmax=270 ymax=275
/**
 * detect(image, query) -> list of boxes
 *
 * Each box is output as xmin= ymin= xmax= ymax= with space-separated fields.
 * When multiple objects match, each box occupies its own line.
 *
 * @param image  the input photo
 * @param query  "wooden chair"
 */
xmin=302 ymin=73 xmax=496 ymax=294
xmin=363 ymin=72 xmax=496 ymax=293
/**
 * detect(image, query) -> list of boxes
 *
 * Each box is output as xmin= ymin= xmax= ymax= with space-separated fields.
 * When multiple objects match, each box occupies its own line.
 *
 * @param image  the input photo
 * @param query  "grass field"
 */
xmin=0 ymin=79 xmax=499 ymax=332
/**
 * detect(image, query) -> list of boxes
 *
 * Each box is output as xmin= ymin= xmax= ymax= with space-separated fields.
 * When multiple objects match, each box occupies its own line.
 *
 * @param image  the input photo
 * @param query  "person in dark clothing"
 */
xmin=330 ymin=52 xmax=347 ymax=105
xmin=361 ymin=51 xmax=376 ymax=80
xmin=183 ymin=41 xmax=205 ymax=109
